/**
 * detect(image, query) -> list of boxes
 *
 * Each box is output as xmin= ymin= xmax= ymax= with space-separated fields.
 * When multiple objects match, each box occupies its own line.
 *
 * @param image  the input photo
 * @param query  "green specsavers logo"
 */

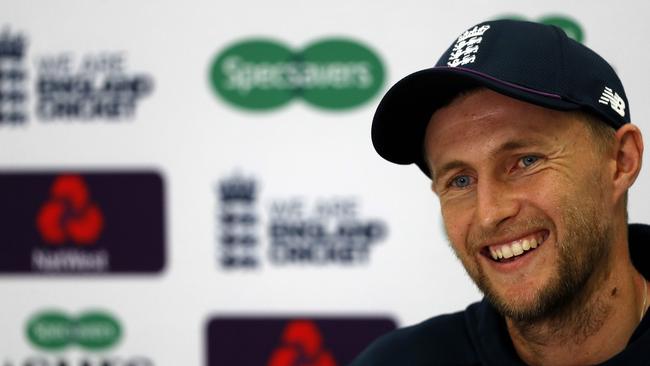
xmin=26 ymin=310 xmax=121 ymax=351
xmin=499 ymin=14 xmax=584 ymax=43
xmin=209 ymin=38 xmax=385 ymax=111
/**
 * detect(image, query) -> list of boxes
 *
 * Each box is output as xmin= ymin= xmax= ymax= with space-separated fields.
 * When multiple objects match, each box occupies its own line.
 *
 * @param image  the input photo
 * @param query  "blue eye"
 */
xmin=519 ymin=156 xmax=539 ymax=168
xmin=450 ymin=175 xmax=473 ymax=188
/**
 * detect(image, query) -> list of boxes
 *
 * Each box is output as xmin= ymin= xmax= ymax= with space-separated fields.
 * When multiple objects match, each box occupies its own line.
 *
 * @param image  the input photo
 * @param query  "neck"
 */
xmin=507 ymin=237 xmax=647 ymax=366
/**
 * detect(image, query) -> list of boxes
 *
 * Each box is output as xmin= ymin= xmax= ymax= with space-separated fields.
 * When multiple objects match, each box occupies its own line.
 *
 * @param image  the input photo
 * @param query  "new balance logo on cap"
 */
xmin=447 ymin=25 xmax=491 ymax=67
xmin=599 ymin=86 xmax=626 ymax=117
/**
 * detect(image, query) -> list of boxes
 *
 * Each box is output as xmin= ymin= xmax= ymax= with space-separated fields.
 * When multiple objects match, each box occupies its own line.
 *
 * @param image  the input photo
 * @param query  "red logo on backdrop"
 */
xmin=267 ymin=320 xmax=337 ymax=366
xmin=36 ymin=175 xmax=104 ymax=245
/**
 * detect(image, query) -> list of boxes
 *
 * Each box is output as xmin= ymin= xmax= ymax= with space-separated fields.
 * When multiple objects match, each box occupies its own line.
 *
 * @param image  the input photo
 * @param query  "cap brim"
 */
xmin=371 ymin=66 xmax=581 ymax=177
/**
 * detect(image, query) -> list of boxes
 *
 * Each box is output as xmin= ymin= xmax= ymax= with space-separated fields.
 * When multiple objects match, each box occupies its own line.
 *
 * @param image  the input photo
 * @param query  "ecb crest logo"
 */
xmin=0 ymin=27 xmax=27 ymax=125
xmin=447 ymin=25 xmax=491 ymax=67
xmin=216 ymin=172 xmax=388 ymax=269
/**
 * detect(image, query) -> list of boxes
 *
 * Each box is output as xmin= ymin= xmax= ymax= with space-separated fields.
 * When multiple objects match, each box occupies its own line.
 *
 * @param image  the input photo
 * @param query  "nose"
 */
xmin=475 ymin=178 xmax=520 ymax=230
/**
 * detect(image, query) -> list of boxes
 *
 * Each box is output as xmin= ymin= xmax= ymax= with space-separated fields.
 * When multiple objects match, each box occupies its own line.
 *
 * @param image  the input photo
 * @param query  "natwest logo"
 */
xmin=206 ymin=317 xmax=396 ymax=366
xmin=209 ymin=38 xmax=385 ymax=111
xmin=0 ymin=171 xmax=165 ymax=274
xmin=36 ymin=175 xmax=104 ymax=245
xmin=268 ymin=321 xmax=336 ymax=366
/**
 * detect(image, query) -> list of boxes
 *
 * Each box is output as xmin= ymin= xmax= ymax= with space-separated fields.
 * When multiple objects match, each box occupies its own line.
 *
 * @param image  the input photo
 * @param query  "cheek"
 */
xmin=533 ymin=166 xmax=608 ymax=214
xmin=522 ymin=170 xmax=570 ymax=211
xmin=440 ymin=205 xmax=471 ymax=252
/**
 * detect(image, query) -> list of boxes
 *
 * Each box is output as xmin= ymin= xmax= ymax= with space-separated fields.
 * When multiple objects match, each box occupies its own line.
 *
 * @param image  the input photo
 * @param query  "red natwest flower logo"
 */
xmin=36 ymin=175 xmax=104 ymax=245
xmin=267 ymin=320 xmax=337 ymax=366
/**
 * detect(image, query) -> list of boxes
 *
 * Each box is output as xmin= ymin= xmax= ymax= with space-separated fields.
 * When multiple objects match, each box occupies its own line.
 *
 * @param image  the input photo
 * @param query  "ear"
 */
xmin=612 ymin=123 xmax=644 ymax=201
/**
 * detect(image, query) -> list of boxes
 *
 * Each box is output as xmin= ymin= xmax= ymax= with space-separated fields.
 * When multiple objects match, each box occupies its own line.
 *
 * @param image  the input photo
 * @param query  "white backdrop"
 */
xmin=2 ymin=0 xmax=650 ymax=364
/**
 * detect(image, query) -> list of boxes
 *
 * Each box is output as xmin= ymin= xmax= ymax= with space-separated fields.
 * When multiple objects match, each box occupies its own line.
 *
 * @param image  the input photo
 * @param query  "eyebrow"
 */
xmin=431 ymin=138 xmax=542 ymax=185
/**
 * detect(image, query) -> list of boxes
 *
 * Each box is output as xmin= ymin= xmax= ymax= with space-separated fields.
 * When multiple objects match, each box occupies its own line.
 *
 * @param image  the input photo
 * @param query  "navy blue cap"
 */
xmin=372 ymin=19 xmax=630 ymax=177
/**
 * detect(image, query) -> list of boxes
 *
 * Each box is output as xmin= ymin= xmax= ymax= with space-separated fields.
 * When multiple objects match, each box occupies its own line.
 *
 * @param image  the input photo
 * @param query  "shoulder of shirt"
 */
xmin=349 ymin=302 xmax=482 ymax=366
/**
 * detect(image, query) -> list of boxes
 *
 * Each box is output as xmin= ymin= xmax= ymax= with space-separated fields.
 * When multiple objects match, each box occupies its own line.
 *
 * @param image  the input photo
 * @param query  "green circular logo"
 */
xmin=27 ymin=311 xmax=73 ymax=350
xmin=209 ymin=37 xmax=385 ymax=111
xmin=538 ymin=15 xmax=584 ymax=43
xmin=26 ymin=310 xmax=121 ymax=351
xmin=75 ymin=311 xmax=122 ymax=350
xmin=497 ymin=14 xmax=585 ymax=43
xmin=301 ymin=38 xmax=384 ymax=110
xmin=210 ymin=39 xmax=295 ymax=110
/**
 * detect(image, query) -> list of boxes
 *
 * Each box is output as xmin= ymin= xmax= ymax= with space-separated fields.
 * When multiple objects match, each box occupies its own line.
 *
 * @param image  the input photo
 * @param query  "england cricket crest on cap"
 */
xmin=447 ymin=25 xmax=491 ymax=67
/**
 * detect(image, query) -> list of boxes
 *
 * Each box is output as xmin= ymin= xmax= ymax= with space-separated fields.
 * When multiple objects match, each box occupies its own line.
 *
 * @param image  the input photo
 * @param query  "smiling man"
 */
xmin=351 ymin=19 xmax=650 ymax=365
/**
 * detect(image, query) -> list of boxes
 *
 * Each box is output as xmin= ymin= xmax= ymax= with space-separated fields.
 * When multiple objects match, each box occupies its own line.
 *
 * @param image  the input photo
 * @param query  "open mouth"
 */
xmin=481 ymin=231 xmax=549 ymax=263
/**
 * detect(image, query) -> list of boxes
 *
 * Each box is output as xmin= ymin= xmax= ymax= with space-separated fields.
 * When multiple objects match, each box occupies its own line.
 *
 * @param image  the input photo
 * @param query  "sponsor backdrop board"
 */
xmin=2 ymin=0 xmax=650 ymax=364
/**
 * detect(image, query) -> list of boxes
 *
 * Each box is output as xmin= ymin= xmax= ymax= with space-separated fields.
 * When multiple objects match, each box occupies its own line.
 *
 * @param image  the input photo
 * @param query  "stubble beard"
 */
xmin=454 ymin=199 xmax=612 ymax=323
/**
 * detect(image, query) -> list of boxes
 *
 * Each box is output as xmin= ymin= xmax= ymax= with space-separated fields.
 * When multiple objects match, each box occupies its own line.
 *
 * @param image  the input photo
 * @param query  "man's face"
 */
xmin=425 ymin=89 xmax=614 ymax=321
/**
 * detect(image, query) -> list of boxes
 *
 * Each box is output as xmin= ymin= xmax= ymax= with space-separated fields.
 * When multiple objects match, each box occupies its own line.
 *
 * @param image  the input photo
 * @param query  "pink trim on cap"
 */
xmin=438 ymin=66 xmax=564 ymax=99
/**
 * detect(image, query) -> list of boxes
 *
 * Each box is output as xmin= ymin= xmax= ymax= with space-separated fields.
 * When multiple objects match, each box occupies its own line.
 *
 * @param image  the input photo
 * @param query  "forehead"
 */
xmin=424 ymin=89 xmax=586 ymax=170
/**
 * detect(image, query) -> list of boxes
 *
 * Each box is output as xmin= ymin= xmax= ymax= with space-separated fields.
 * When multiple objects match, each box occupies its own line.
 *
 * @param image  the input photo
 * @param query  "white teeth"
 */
xmin=488 ymin=234 xmax=544 ymax=261
xmin=501 ymin=245 xmax=513 ymax=258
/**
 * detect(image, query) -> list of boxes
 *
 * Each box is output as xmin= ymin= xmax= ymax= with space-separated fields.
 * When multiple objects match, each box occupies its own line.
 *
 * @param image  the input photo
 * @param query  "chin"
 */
xmin=481 ymin=280 xmax=551 ymax=321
